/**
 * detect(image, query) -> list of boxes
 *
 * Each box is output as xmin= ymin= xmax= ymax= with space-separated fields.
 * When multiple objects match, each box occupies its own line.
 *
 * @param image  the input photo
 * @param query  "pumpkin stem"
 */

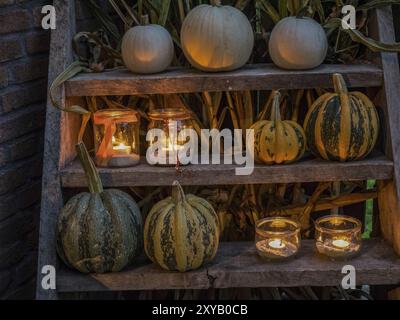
xmin=141 ymin=14 xmax=150 ymax=25
xmin=76 ymin=142 xmax=104 ymax=194
xmin=296 ymin=6 xmax=310 ymax=19
xmin=270 ymin=90 xmax=282 ymax=122
xmin=172 ymin=180 xmax=186 ymax=203
xmin=211 ymin=0 xmax=222 ymax=6
xmin=333 ymin=73 xmax=348 ymax=94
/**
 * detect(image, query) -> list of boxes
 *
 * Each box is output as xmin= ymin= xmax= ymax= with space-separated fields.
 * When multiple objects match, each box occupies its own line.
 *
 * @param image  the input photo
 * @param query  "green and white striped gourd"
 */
xmin=304 ymin=73 xmax=379 ymax=161
xmin=251 ymin=91 xmax=306 ymax=164
xmin=144 ymin=181 xmax=220 ymax=272
xmin=56 ymin=142 xmax=143 ymax=273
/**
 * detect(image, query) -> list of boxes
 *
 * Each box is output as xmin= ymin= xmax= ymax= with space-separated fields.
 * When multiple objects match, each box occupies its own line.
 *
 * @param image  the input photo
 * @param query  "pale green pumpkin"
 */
xmin=57 ymin=142 xmax=143 ymax=273
xmin=304 ymin=73 xmax=380 ymax=161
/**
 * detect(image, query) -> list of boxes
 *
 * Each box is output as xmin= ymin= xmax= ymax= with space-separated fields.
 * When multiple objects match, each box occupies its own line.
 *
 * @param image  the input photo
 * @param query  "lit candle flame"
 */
xmin=332 ymin=239 xmax=350 ymax=249
xmin=113 ymin=142 xmax=132 ymax=155
xmin=269 ymin=239 xmax=285 ymax=249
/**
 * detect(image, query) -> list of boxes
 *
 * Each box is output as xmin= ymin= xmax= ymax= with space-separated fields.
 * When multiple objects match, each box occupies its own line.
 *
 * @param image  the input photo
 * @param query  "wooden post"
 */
xmin=372 ymin=7 xmax=400 ymax=257
xmin=36 ymin=0 xmax=76 ymax=300
xmin=372 ymin=7 xmax=400 ymax=192
xmin=388 ymin=287 xmax=400 ymax=300
xmin=378 ymin=180 xmax=400 ymax=255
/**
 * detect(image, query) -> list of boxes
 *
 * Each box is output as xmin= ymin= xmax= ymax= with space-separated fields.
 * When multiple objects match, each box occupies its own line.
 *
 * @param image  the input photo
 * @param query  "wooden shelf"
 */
xmin=65 ymin=63 xmax=383 ymax=96
xmin=57 ymin=239 xmax=400 ymax=292
xmin=37 ymin=4 xmax=400 ymax=299
xmin=60 ymin=153 xmax=393 ymax=188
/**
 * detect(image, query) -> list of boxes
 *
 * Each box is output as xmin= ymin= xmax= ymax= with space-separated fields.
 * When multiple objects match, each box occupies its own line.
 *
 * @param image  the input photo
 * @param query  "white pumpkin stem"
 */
xmin=172 ymin=180 xmax=186 ymax=203
xmin=270 ymin=90 xmax=282 ymax=122
xmin=76 ymin=141 xmax=104 ymax=194
xmin=211 ymin=0 xmax=222 ymax=6
xmin=333 ymin=73 xmax=348 ymax=94
xmin=141 ymin=14 xmax=150 ymax=25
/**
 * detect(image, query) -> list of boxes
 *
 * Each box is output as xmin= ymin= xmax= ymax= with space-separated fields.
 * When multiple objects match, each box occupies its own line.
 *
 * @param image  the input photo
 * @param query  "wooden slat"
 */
xmin=57 ymin=239 xmax=400 ymax=292
xmin=373 ymin=7 xmax=400 ymax=202
xmin=60 ymin=153 xmax=393 ymax=188
xmin=36 ymin=0 xmax=76 ymax=300
xmin=65 ymin=64 xmax=383 ymax=96
xmin=378 ymin=180 xmax=400 ymax=255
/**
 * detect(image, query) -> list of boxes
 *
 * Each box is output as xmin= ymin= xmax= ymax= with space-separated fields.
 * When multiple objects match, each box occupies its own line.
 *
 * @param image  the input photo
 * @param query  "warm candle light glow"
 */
xmin=315 ymin=215 xmax=362 ymax=260
xmin=113 ymin=142 xmax=132 ymax=155
xmin=269 ymin=239 xmax=285 ymax=249
xmin=332 ymin=239 xmax=350 ymax=249
xmin=255 ymin=217 xmax=300 ymax=261
xmin=162 ymin=143 xmax=184 ymax=152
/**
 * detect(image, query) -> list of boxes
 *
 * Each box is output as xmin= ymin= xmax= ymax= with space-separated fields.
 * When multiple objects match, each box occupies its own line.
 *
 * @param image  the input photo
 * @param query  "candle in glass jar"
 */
xmin=147 ymin=109 xmax=192 ymax=166
xmin=93 ymin=109 xmax=140 ymax=168
xmin=255 ymin=217 xmax=301 ymax=261
xmin=315 ymin=215 xmax=362 ymax=260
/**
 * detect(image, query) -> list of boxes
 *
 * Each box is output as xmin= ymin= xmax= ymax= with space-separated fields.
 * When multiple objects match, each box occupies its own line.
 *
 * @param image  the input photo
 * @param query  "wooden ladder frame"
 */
xmin=36 ymin=0 xmax=400 ymax=299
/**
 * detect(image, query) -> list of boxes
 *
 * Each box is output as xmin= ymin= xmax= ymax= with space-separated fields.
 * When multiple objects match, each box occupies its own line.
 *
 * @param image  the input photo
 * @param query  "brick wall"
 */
xmin=0 ymin=0 xmax=49 ymax=299
xmin=394 ymin=6 xmax=400 ymax=41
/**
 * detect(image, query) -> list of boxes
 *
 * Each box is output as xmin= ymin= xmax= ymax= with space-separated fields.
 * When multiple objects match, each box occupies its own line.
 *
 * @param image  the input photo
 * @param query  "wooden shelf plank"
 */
xmin=65 ymin=63 xmax=383 ymax=96
xmin=57 ymin=239 xmax=400 ymax=293
xmin=60 ymin=153 xmax=393 ymax=188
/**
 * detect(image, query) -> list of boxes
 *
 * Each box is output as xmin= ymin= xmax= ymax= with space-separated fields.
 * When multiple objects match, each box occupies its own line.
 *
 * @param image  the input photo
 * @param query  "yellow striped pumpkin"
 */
xmin=304 ymin=73 xmax=379 ymax=162
xmin=144 ymin=181 xmax=220 ymax=272
xmin=251 ymin=91 xmax=306 ymax=164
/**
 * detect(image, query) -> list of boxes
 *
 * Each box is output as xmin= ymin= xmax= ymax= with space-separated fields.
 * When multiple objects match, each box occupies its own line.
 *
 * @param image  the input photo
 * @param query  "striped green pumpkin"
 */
xmin=304 ymin=73 xmax=379 ymax=162
xmin=57 ymin=142 xmax=143 ymax=274
xmin=144 ymin=181 xmax=220 ymax=272
xmin=251 ymin=91 xmax=306 ymax=164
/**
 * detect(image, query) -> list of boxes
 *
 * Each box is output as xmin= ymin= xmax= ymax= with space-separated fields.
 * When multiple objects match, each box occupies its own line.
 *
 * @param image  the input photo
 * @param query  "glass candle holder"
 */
xmin=93 ymin=109 xmax=140 ymax=168
xmin=315 ymin=215 xmax=362 ymax=260
xmin=147 ymin=109 xmax=193 ymax=166
xmin=255 ymin=217 xmax=301 ymax=261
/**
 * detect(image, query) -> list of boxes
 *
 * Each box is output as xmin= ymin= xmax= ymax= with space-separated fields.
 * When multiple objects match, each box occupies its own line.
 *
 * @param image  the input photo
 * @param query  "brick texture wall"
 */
xmin=0 ymin=0 xmax=49 ymax=299
xmin=395 ymin=7 xmax=400 ymax=42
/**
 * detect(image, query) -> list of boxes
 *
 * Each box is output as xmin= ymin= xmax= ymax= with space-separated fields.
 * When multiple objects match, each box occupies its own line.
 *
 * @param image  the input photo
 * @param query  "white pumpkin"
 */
xmin=269 ymin=17 xmax=328 ymax=70
xmin=121 ymin=16 xmax=174 ymax=74
xmin=180 ymin=0 xmax=254 ymax=72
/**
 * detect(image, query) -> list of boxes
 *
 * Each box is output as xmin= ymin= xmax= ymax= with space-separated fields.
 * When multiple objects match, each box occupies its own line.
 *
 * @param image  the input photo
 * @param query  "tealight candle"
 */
xmin=269 ymin=239 xmax=285 ymax=249
xmin=315 ymin=215 xmax=362 ymax=260
xmin=255 ymin=217 xmax=301 ymax=261
xmin=106 ymin=141 xmax=140 ymax=167
xmin=332 ymin=239 xmax=350 ymax=249
xmin=113 ymin=143 xmax=132 ymax=155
